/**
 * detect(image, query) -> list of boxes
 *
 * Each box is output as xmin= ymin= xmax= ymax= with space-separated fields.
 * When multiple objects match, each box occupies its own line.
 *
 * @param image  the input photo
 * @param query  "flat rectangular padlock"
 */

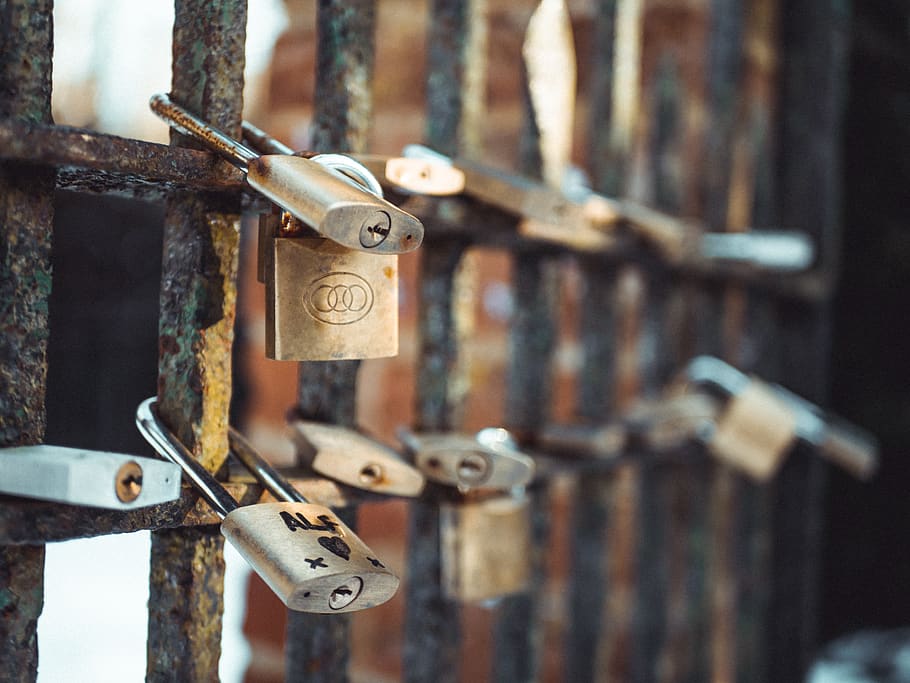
xmin=264 ymin=232 xmax=398 ymax=360
xmin=0 ymin=445 xmax=180 ymax=509
xmin=290 ymin=419 xmax=425 ymax=497
xmin=440 ymin=492 xmax=533 ymax=603
xmin=398 ymin=427 xmax=535 ymax=492
xmin=150 ymin=93 xmax=423 ymax=255
xmin=136 ymin=398 xmax=399 ymax=613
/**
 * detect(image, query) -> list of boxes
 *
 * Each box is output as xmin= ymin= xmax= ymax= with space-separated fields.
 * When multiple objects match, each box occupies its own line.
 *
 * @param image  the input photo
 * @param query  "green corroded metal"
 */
xmin=148 ymin=2 xmax=247 ymax=681
xmin=0 ymin=1 xmax=54 ymax=680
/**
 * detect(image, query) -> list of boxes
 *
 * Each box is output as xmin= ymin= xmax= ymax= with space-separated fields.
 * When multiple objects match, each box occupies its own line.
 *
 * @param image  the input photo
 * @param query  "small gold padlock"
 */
xmin=439 ymin=492 xmax=533 ymax=603
xmin=261 ymin=212 xmax=399 ymax=361
xmin=291 ymin=419 xmax=425 ymax=497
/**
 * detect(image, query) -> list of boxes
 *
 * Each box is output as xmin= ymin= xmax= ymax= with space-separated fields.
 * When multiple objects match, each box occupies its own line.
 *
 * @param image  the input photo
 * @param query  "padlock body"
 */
xmin=292 ymin=421 xmax=425 ymax=497
xmin=222 ymin=502 xmax=399 ymax=613
xmin=248 ymin=155 xmax=423 ymax=254
xmin=707 ymin=380 xmax=798 ymax=481
xmin=440 ymin=493 xmax=532 ymax=603
xmin=265 ymin=236 xmax=398 ymax=360
xmin=412 ymin=433 xmax=535 ymax=490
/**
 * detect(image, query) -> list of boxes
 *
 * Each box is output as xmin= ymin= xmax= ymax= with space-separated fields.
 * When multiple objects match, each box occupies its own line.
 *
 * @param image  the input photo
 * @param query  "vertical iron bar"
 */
xmin=491 ymin=87 xmax=560 ymax=680
xmin=286 ymin=3 xmax=376 ymax=682
xmin=730 ymin=4 xmax=780 ymax=682
xmin=631 ymin=55 xmax=684 ymax=683
xmin=564 ymin=2 xmax=621 ymax=680
xmin=404 ymin=2 xmax=486 ymax=681
xmin=404 ymin=242 xmax=468 ymax=683
xmin=147 ymin=1 xmax=246 ymax=680
xmin=699 ymin=2 xmax=749 ymax=682
xmin=0 ymin=1 xmax=54 ymax=679
xmin=768 ymin=1 xmax=849 ymax=680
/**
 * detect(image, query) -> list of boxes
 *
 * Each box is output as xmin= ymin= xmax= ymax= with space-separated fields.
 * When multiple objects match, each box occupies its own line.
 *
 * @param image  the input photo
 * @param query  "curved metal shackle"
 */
xmin=135 ymin=397 xmax=238 ymax=518
xmin=683 ymin=355 xmax=752 ymax=397
xmin=241 ymin=120 xmax=385 ymax=199
xmin=227 ymin=427 xmax=307 ymax=504
xmin=149 ymin=93 xmax=258 ymax=168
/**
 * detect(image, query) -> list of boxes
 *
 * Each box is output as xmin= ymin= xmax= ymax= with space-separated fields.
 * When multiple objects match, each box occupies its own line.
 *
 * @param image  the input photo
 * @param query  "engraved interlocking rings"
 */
xmin=304 ymin=272 xmax=374 ymax=324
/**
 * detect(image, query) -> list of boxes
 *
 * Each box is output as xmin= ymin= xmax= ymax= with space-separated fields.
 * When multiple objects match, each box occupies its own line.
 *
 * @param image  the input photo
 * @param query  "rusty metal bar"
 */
xmin=404 ymin=2 xmax=487 ymax=680
xmin=490 ymin=11 xmax=565 ymax=673
xmin=0 ymin=475 xmax=379 ymax=545
xmin=699 ymin=2 xmax=751 ymax=681
xmin=146 ymin=2 xmax=247 ymax=680
xmin=766 ymin=1 xmax=849 ymax=680
xmin=491 ymin=251 xmax=558 ymax=682
xmin=630 ymin=55 xmax=686 ymax=683
xmin=564 ymin=1 xmax=627 ymax=680
xmin=285 ymin=2 xmax=377 ymax=681
xmin=403 ymin=240 xmax=468 ymax=683
xmin=0 ymin=0 xmax=54 ymax=679
xmin=0 ymin=120 xmax=243 ymax=196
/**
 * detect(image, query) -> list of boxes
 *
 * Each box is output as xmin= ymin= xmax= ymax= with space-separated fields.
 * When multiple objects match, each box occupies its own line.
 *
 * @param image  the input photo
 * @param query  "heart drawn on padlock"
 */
xmin=318 ymin=536 xmax=352 ymax=561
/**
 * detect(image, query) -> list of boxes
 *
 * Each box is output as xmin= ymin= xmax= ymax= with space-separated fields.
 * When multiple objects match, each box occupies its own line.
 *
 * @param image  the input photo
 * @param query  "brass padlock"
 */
xmin=440 ymin=492 xmax=533 ymax=603
xmin=136 ymin=399 xmax=399 ymax=613
xmin=684 ymin=356 xmax=879 ymax=481
xmin=398 ymin=427 xmax=535 ymax=491
xmin=151 ymin=94 xmax=423 ymax=254
xmin=291 ymin=419 xmax=425 ymax=497
xmin=263 ymin=224 xmax=399 ymax=360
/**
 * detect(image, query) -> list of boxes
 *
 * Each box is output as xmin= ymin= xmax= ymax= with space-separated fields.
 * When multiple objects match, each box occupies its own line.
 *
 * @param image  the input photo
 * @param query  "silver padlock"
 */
xmin=136 ymin=398 xmax=399 ymax=613
xmin=684 ymin=356 xmax=879 ymax=481
xmin=398 ymin=427 xmax=535 ymax=492
xmin=290 ymin=419 xmax=425 ymax=497
xmin=0 ymin=445 xmax=180 ymax=509
xmin=439 ymin=492 xmax=533 ymax=603
xmin=150 ymin=93 xmax=423 ymax=254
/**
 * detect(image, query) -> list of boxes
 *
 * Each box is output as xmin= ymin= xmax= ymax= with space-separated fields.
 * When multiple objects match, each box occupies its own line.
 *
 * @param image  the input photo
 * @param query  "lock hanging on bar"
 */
xmin=290 ymin=419 xmax=425 ymax=497
xmin=150 ymin=93 xmax=423 ymax=254
xmin=150 ymin=93 xmax=421 ymax=361
xmin=439 ymin=492 xmax=533 ymax=603
xmin=399 ymin=426 xmax=535 ymax=602
xmin=0 ymin=445 xmax=181 ymax=509
xmin=136 ymin=398 xmax=399 ymax=613
xmin=259 ymin=213 xmax=400 ymax=360
xmin=683 ymin=356 xmax=879 ymax=481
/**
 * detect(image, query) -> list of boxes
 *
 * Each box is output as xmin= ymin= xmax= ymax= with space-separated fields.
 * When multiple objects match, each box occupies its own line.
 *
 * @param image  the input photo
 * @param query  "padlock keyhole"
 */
xmin=359 ymin=463 xmax=384 ymax=487
xmin=456 ymin=453 xmax=488 ymax=484
xmin=329 ymin=577 xmax=364 ymax=611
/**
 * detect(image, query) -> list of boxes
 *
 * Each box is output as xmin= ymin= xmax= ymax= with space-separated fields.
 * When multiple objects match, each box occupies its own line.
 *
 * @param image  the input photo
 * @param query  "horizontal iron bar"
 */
xmin=0 ymin=474 xmax=369 ymax=545
xmin=0 ymin=449 xmax=690 ymax=545
xmin=0 ymin=119 xmax=244 ymax=196
xmin=0 ymin=120 xmax=831 ymax=300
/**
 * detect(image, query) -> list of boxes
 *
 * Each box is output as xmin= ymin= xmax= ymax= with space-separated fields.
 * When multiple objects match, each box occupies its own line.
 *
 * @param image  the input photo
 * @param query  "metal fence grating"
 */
xmin=0 ymin=0 xmax=847 ymax=681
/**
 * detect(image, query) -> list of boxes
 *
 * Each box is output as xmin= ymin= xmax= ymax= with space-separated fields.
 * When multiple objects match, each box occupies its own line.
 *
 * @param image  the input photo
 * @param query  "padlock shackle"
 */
xmin=150 ymin=93 xmax=259 ymax=169
xmin=135 ymin=398 xmax=238 ymax=518
xmin=227 ymin=427 xmax=308 ymax=505
xmin=242 ymin=119 xmax=295 ymax=156
xmin=241 ymin=121 xmax=386 ymax=200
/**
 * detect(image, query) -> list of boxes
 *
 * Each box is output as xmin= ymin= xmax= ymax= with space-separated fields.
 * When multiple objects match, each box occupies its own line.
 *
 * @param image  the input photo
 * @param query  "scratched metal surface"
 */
xmin=0 ymin=1 xmax=54 ymax=679
xmin=146 ymin=2 xmax=247 ymax=681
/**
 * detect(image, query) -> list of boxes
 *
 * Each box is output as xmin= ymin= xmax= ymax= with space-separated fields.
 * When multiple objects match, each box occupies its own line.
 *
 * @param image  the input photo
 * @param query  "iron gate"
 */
xmin=0 ymin=0 xmax=846 ymax=681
